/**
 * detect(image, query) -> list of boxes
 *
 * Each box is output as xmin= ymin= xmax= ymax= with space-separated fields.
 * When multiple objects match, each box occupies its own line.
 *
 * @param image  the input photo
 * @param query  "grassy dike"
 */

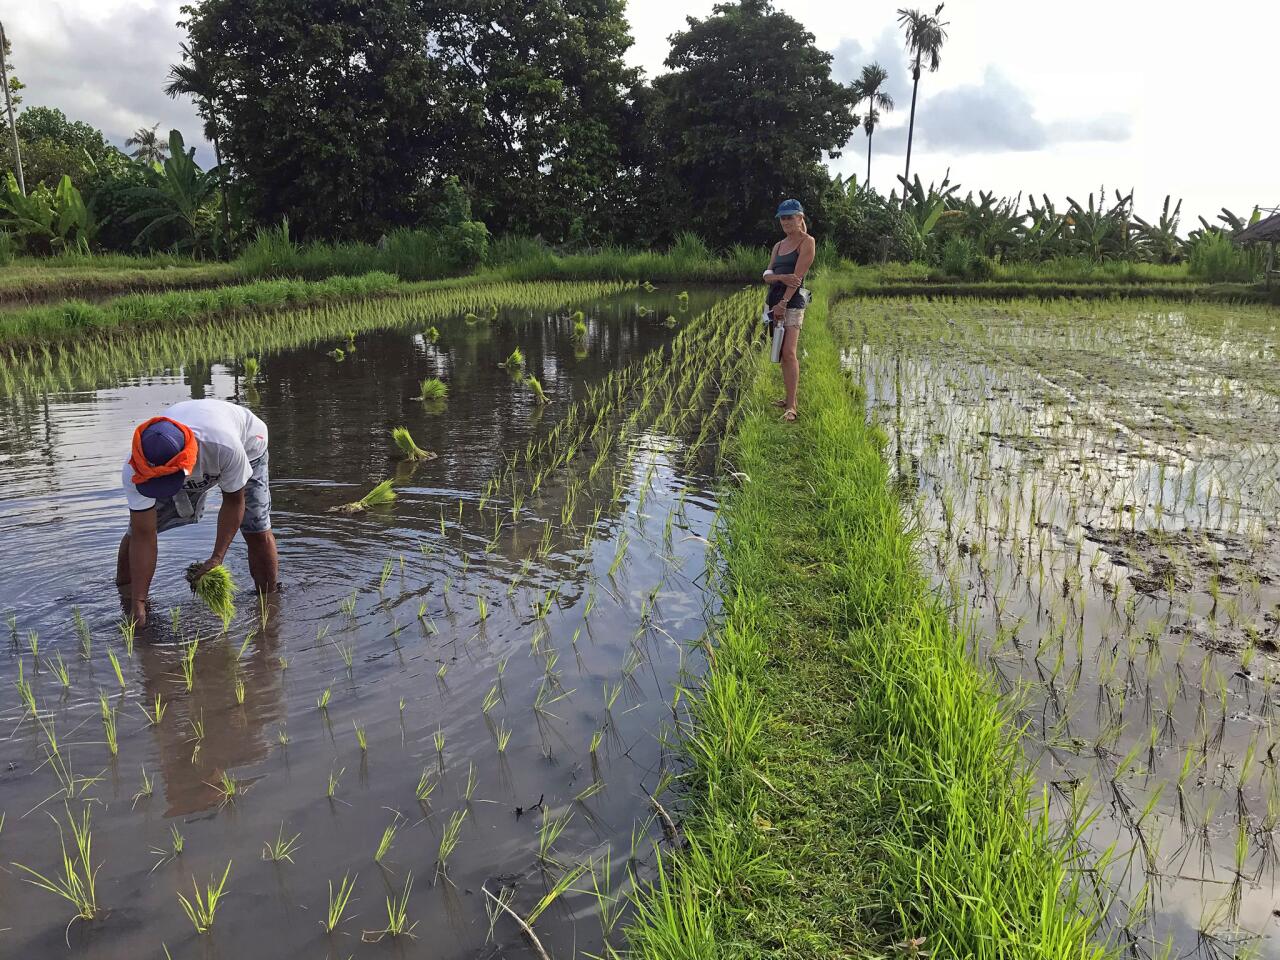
xmin=625 ymin=276 xmax=1109 ymax=958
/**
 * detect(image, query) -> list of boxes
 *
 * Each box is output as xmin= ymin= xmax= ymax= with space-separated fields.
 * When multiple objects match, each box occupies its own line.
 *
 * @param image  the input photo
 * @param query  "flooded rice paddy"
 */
xmin=840 ymin=297 xmax=1280 ymax=958
xmin=0 ymin=284 xmax=743 ymax=957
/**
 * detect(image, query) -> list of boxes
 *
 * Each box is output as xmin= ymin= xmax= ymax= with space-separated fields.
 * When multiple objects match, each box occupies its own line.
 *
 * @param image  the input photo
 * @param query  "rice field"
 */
xmin=0 ymin=282 xmax=750 ymax=957
xmin=837 ymin=296 xmax=1280 ymax=957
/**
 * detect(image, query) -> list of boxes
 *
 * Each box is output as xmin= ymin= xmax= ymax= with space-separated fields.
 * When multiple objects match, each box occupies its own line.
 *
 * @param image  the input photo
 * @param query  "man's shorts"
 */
xmin=155 ymin=452 xmax=273 ymax=535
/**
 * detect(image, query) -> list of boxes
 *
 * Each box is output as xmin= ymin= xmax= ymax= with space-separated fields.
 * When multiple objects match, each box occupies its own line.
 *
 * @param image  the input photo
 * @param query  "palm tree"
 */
xmin=897 ymin=4 xmax=948 ymax=194
xmin=850 ymin=63 xmax=894 ymax=191
xmin=125 ymin=124 xmax=168 ymax=165
xmin=165 ymin=43 xmax=229 ymax=250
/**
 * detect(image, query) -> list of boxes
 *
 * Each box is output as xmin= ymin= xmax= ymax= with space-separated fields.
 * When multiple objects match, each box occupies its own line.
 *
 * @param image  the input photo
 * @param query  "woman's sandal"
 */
xmin=782 ymin=408 xmax=798 ymax=422
xmin=772 ymin=399 xmax=787 ymax=408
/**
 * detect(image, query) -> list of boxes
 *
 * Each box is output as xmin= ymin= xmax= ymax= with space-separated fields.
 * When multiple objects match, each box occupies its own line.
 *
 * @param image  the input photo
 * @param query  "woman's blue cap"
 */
xmin=776 ymin=199 xmax=804 ymax=218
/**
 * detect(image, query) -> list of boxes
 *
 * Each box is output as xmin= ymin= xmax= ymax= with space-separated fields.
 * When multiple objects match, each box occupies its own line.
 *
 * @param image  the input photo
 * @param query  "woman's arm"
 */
xmin=792 ymin=236 xmax=816 ymax=283
xmin=762 ymin=242 xmax=781 ymax=284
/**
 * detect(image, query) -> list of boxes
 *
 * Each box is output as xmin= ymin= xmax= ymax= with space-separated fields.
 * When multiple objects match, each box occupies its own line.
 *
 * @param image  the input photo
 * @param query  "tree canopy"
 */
xmin=0 ymin=106 xmax=127 ymax=190
xmin=649 ymin=0 xmax=859 ymax=245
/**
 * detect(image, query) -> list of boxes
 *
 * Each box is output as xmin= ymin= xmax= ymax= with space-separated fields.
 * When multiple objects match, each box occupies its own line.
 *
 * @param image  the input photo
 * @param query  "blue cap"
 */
xmin=136 ymin=420 xmax=189 ymax=500
xmin=776 ymin=199 xmax=804 ymax=218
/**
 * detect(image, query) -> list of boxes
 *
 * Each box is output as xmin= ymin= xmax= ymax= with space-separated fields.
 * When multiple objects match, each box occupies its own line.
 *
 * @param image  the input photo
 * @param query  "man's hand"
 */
xmin=130 ymin=598 xmax=148 ymax=628
xmin=187 ymin=556 xmax=223 ymax=586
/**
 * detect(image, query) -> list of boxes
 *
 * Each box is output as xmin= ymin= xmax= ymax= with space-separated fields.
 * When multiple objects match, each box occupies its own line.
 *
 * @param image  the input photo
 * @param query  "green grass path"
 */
xmin=626 ymin=279 xmax=1110 ymax=959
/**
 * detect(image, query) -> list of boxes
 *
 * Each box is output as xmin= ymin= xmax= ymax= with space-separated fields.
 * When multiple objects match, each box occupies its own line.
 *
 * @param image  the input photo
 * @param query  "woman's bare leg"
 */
xmin=781 ymin=326 xmax=801 ymax=417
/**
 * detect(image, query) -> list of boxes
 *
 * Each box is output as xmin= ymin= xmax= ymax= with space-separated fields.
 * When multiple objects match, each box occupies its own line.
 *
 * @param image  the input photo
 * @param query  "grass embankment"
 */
xmin=0 ymin=259 xmax=238 ymax=305
xmin=626 ymin=279 xmax=1107 ymax=958
xmin=0 ymin=272 xmax=420 ymax=346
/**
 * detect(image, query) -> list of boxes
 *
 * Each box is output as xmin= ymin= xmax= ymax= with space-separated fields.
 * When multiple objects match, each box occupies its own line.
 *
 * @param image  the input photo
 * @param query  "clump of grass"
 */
xmin=415 ymin=377 xmax=447 ymax=401
xmin=330 ymin=479 xmax=396 ymax=514
xmin=391 ymin=426 xmax=436 ymax=462
xmin=13 ymin=806 xmax=102 ymax=927
xmin=322 ymin=872 xmax=357 ymax=933
xmin=176 ymin=861 xmax=231 ymax=934
xmin=186 ymin=564 xmax=236 ymax=629
xmin=523 ymin=375 xmax=548 ymax=405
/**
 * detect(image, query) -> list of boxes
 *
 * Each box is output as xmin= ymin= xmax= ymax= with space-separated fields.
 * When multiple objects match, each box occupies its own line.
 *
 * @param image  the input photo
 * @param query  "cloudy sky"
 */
xmin=5 ymin=0 xmax=1276 ymax=229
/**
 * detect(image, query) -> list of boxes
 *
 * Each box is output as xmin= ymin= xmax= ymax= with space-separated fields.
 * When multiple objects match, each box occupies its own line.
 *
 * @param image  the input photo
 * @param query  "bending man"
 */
xmin=117 ymin=398 xmax=278 ymax=626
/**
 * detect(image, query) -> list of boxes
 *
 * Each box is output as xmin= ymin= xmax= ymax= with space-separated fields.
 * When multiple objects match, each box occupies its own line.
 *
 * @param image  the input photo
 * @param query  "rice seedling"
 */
xmin=277 ymin=726 xmax=290 ymax=745
xmin=572 ymin=318 xmax=588 ymax=341
xmin=536 ymin=809 xmax=572 ymax=865
xmin=103 ymin=648 xmax=126 ymax=691
xmin=391 ymin=426 xmax=436 ymax=461
xmin=524 ymin=375 xmax=548 ymax=405
xmin=322 ymin=872 xmax=358 ymax=933
xmin=415 ymin=768 xmax=436 ymax=803
xmin=502 ymin=347 xmax=525 ymax=371
xmin=132 ymin=766 xmax=154 ymax=807
xmin=372 ymin=873 xmax=417 ymax=939
xmin=212 ymin=770 xmax=239 ymax=805
xmin=496 ymin=721 xmax=512 ymax=753
xmin=50 ymin=651 xmax=71 ymax=688
xmin=262 ymin=823 xmax=302 ymax=863
xmin=327 ymin=766 xmax=345 ymax=799
xmin=354 ymin=720 xmax=368 ymax=753
xmin=589 ymin=729 xmax=604 ymax=754
xmin=436 ymin=661 xmax=449 ymax=679
xmin=317 ymin=685 xmax=332 ymax=711
xmin=339 ymin=641 xmax=355 ymax=671
xmin=234 ymin=676 xmax=246 ymax=705
xmin=102 ymin=706 xmax=119 ymax=757
xmin=187 ymin=564 xmax=236 ymax=629
xmin=331 ymin=479 xmax=396 ymax=513
xmin=188 ymin=711 xmax=205 ymax=742
xmin=73 ymin=607 xmax=91 ymax=659
xmin=26 ymin=629 xmax=40 ymax=660
xmin=243 ymin=356 xmax=259 ymax=381
xmin=434 ymin=727 xmax=446 ymax=759
xmin=590 ymin=850 xmax=624 ymax=938
xmin=374 ymin=819 xmax=399 ymax=863
xmin=13 ymin=806 xmax=102 ymax=929
xmin=436 ymin=810 xmax=467 ymax=880
xmin=476 ymin=594 xmax=489 ymax=621
xmin=176 ymin=861 xmax=232 ymax=934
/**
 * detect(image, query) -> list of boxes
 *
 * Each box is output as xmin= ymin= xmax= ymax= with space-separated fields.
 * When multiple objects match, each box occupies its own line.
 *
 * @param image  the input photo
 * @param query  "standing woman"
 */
xmin=763 ymin=199 xmax=816 ymax=422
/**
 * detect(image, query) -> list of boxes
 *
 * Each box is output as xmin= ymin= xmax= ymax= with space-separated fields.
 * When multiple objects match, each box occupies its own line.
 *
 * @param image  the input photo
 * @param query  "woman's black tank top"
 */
xmin=767 ymin=243 xmax=806 ymax=309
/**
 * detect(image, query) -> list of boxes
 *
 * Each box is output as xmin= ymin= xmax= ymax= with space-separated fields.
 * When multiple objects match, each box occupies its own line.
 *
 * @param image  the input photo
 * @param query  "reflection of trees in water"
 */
xmin=134 ymin=594 xmax=284 ymax=817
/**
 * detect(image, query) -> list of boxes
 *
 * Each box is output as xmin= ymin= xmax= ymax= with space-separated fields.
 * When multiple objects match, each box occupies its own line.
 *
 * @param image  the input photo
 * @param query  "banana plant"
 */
xmin=1132 ymin=195 xmax=1183 ymax=263
xmin=127 ymin=129 xmax=222 ymax=256
xmin=0 ymin=173 xmax=95 ymax=254
xmin=1064 ymin=191 xmax=1133 ymax=262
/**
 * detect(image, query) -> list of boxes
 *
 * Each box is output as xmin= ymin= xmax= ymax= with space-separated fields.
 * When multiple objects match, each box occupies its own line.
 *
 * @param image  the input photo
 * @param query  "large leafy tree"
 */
xmin=650 ymin=0 xmax=859 ymax=245
xmin=178 ymin=0 xmax=455 ymax=240
xmin=897 ymin=4 xmax=948 ymax=191
xmin=429 ymin=0 xmax=639 ymax=243
xmin=0 ymin=106 xmax=126 ymax=189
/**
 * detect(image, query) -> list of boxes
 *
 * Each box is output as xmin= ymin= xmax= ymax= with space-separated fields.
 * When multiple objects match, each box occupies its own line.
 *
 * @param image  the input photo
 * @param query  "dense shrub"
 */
xmin=1188 ymin=232 xmax=1262 ymax=283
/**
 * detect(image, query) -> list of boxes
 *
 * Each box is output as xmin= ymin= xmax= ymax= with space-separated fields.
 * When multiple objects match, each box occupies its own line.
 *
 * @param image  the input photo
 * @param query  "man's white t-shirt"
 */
xmin=122 ymin=399 xmax=269 ymax=511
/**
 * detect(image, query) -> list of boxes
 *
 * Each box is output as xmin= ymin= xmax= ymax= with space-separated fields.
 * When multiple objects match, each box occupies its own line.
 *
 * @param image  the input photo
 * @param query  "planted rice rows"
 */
xmin=0 ymin=285 xmax=755 ymax=956
xmin=838 ymin=295 xmax=1280 ymax=955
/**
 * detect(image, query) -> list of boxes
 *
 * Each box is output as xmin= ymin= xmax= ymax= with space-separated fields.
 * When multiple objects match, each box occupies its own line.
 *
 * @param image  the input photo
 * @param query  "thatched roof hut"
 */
xmin=1234 ymin=212 xmax=1280 ymax=246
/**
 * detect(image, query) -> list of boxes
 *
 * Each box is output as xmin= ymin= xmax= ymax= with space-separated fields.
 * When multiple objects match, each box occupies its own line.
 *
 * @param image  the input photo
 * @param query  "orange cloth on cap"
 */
xmin=129 ymin=417 xmax=198 ymax=484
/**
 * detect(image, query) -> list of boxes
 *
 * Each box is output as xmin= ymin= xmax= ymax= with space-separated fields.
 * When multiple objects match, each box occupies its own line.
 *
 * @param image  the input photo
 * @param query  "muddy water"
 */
xmin=840 ymin=298 xmax=1280 ymax=958
xmin=0 ymin=286 xmax=729 ymax=958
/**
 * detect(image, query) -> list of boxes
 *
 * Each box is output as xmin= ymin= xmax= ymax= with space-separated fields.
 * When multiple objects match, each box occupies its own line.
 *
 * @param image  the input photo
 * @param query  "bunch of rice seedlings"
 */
xmin=328 ymin=348 xmax=345 ymax=361
xmin=391 ymin=427 xmax=436 ymax=462
xmin=663 ymin=315 xmax=677 ymax=328
xmin=502 ymin=347 xmax=525 ymax=371
xmin=186 ymin=564 xmax=236 ymax=629
xmin=242 ymin=356 xmax=259 ymax=380
xmin=572 ymin=318 xmax=589 ymax=342
xmin=414 ymin=377 xmax=447 ymax=401
xmin=330 ymin=479 xmax=396 ymax=514
xmin=524 ymin=375 xmax=548 ymax=405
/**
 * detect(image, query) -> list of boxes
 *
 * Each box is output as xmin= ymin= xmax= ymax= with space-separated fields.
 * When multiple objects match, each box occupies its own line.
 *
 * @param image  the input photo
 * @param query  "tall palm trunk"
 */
xmin=211 ymin=129 xmax=230 ymax=253
xmin=866 ymin=129 xmax=873 ymax=188
xmin=902 ymin=52 xmax=922 ymax=198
